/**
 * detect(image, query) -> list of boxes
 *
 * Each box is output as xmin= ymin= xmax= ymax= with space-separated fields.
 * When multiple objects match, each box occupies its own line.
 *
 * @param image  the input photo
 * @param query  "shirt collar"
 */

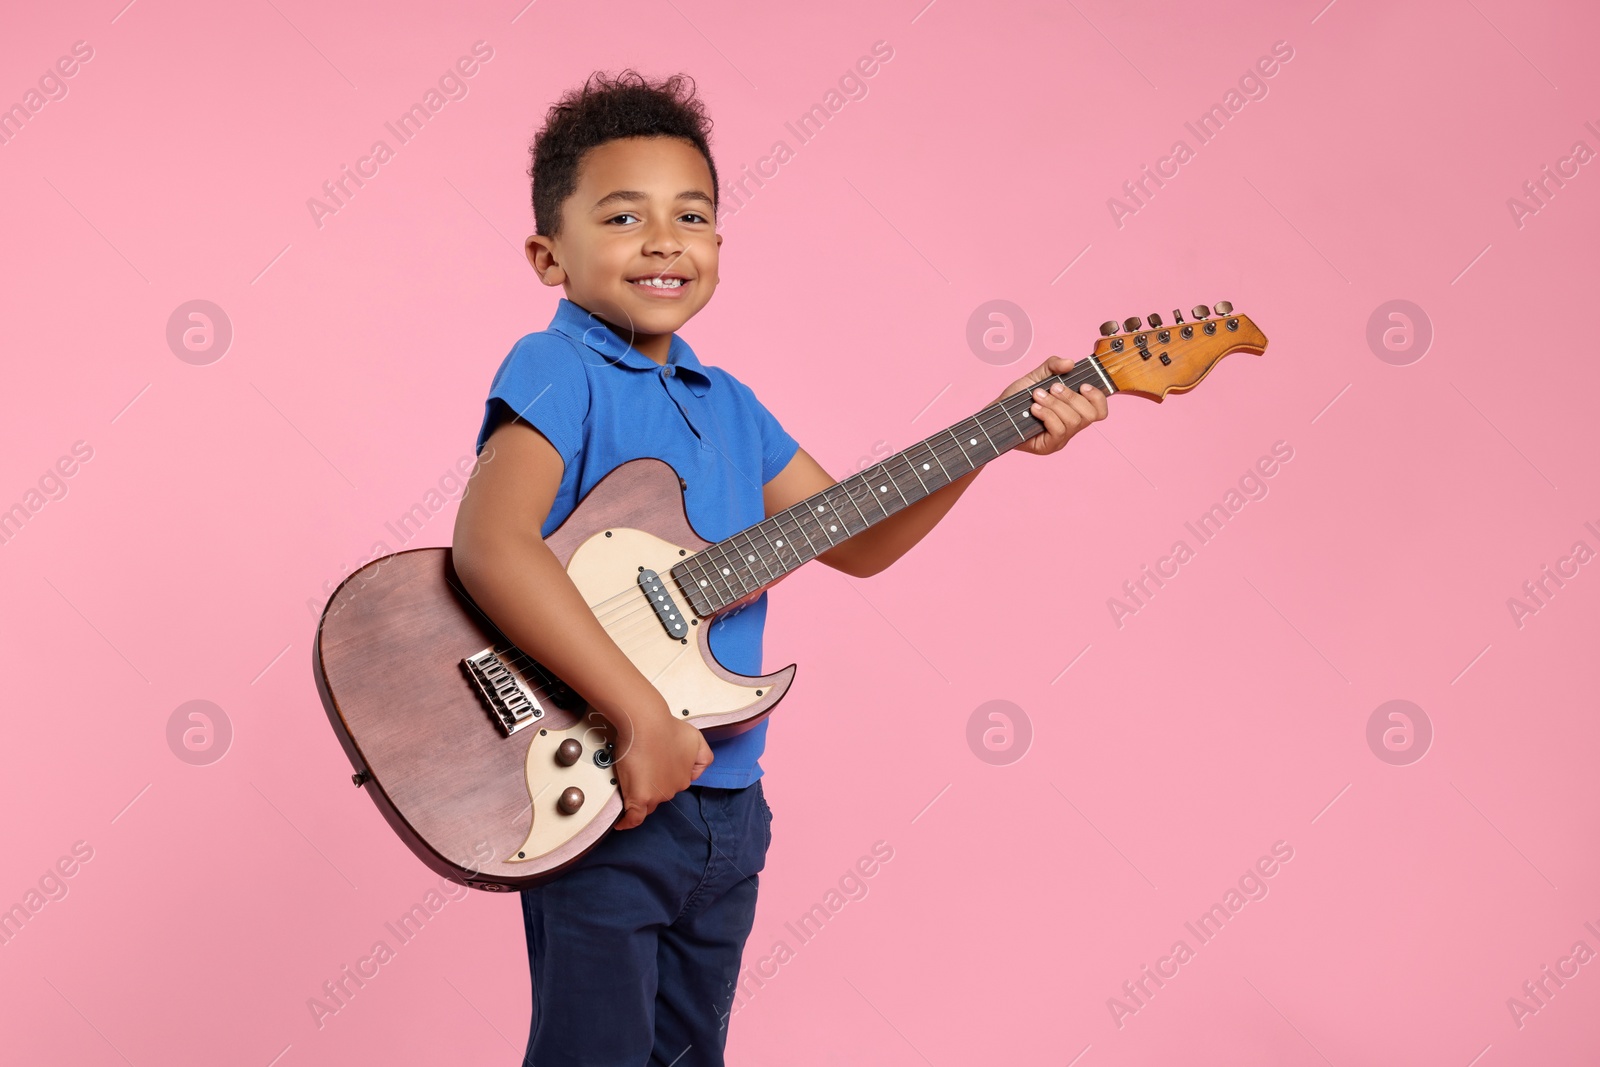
xmin=548 ymin=297 xmax=712 ymax=396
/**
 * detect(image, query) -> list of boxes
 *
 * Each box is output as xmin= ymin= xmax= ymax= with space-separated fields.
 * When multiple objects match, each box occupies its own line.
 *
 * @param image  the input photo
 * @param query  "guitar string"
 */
xmin=551 ymin=411 xmax=1090 ymax=658
xmin=503 ymin=334 xmax=1242 ymax=658
xmin=579 ymin=339 xmax=1163 ymax=627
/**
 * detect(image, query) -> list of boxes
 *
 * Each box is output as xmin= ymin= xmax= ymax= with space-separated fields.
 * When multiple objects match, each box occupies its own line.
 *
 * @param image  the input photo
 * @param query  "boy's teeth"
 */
xmin=633 ymin=277 xmax=684 ymax=288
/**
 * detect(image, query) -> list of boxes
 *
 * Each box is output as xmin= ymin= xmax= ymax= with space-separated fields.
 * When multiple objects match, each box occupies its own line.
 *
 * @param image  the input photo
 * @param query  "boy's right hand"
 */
xmin=609 ymin=705 xmax=713 ymax=830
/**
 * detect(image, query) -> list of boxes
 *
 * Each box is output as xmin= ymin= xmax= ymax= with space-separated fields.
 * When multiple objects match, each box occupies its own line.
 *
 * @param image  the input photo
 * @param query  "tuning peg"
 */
xmin=1122 ymin=317 xmax=1142 ymax=333
xmin=1191 ymin=305 xmax=1210 ymax=320
xmin=1172 ymin=308 xmax=1185 ymax=323
xmin=1099 ymin=320 xmax=1120 ymax=337
xmin=1146 ymin=313 xmax=1163 ymax=329
xmin=1213 ymin=300 xmax=1233 ymax=315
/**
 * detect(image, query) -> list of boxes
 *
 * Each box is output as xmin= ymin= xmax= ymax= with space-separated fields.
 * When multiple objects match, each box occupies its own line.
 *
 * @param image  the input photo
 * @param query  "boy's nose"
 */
xmin=641 ymin=219 xmax=684 ymax=255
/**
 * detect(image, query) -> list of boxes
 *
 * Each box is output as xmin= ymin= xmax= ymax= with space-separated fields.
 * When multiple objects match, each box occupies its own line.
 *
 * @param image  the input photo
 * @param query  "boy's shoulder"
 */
xmin=485 ymin=324 xmax=595 ymax=398
xmin=501 ymin=322 xmax=590 ymax=369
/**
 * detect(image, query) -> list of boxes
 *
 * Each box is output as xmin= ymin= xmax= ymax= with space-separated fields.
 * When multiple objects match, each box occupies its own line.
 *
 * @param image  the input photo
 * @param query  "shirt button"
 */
xmin=664 ymin=366 xmax=675 ymax=376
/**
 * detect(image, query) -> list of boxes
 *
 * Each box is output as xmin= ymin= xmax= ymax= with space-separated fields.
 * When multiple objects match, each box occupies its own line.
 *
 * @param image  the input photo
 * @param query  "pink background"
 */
xmin=3 ymin=0 xmax=1597 ymax=1063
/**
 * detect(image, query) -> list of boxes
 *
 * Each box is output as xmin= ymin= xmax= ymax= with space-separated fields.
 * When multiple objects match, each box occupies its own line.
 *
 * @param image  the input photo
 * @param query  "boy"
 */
xmin=451 ymin=70 xmax=1107 ymax=1066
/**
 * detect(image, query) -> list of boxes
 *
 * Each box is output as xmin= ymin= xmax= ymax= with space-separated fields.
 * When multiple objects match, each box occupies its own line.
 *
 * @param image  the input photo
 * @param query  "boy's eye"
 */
xmin=680 ymin=212 xmax=708 ymax=224
xmin=607 ymin=212 xmax=640 ymax=225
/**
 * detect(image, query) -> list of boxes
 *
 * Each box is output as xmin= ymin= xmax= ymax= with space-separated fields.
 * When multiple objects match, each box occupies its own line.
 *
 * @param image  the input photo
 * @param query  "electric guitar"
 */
xmin=313 ymin=304 xmax=1269 ymax=890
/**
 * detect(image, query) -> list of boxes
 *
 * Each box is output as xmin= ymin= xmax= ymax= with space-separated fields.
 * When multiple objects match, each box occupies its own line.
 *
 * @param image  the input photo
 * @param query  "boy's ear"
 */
xmin=525 ymin=235 xmax=565 ymax=287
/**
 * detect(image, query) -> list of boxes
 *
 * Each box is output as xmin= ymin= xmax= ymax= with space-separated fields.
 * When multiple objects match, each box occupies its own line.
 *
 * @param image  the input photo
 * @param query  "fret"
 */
xmin=985 ymin=403 xmax=1011 ymax=447
xmin=973 ymin=413 xmax=1001 ymax=458
xmin=779 ymin=507 xmax=822 ymax=560
xmin=819 ymin=492 xmax=844 ymax=543
xmin=870 ymin=468 xmax=901 ymax=512
xmin=817 ymin=487 xmax=845 ymax=537
xmin=750 ymin=525 xmax=783 ymax=577
xmin=924 ymin=439 xmax=952 ymax=482
xmin=999 ymin=399 xmax=1026 ymax=439
xmin=947 ymin=427 xmax=974 ymax=469
xmin=901 ymin=448 xmax=930 ymax=494
xmin=681 ymin=555 xmax=712 ymax=600
xmin=708 ymin=543 xmax=748 ymax=599
xmin=764 ymin=520 xmax=799 ymax=569
xmin=691 ymin=554 xmax=728 ymax=607
xmin=844 ymin=476 xmax=883 ymax=531
xmin=874 ymin=461 xmax=911 ymax=508
xmin=737 ymin=529 xmax=778 ymax=585
xmin=856 ymin=468 xmax=891 ymax=515
xmin=806 ymin=500 xmax=839 ymax=548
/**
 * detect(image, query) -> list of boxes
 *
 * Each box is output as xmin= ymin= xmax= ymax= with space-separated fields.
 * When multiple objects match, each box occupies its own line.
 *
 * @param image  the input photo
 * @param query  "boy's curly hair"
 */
xmin=529 ymin=70 xmax=719 ymax=237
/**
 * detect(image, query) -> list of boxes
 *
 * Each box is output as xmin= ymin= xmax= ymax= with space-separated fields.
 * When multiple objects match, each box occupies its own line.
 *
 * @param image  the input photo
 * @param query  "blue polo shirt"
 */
xmin=474 ymin=297 xmax=800 ymax=788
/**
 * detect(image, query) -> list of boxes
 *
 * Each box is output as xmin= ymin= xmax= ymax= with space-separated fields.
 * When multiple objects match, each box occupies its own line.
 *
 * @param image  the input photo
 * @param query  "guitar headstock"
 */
xmin=1093 ymin=303 xmax=1268 ymax=402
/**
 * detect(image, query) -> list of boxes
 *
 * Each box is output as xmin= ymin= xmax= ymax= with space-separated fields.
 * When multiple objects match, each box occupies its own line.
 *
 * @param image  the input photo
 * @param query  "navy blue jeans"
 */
xmin=519 ymin=780 xmax=772 ymax=1066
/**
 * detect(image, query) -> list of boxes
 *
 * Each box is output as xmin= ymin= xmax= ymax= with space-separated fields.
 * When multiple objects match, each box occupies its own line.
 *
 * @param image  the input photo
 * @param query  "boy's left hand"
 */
xmin=998 ymin=355 xmax=1109 ymax=457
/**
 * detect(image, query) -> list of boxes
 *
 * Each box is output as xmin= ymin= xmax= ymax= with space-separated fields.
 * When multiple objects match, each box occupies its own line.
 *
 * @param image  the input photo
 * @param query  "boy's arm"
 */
xmin=452 ymin=416 xmax=711 ymax=830
xmin=762 ymin=357 xmax=1107 ymax=578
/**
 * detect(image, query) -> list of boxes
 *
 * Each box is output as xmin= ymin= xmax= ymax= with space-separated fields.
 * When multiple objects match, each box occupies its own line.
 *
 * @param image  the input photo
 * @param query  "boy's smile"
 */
xmin=526 ymin=136 xmax=721 ymax=364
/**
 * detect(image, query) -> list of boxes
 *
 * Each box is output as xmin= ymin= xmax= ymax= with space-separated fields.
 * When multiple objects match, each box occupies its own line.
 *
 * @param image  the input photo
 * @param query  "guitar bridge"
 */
xmin=462 ymin=646 xmax=559 ymax=736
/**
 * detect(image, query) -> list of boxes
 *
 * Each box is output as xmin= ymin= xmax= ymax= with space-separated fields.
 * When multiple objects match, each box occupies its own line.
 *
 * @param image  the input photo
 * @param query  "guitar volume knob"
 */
xmin=555 ymin=738 xmax=583 ymax=767
xmin=557 ymin=787 xmax=585 ymax=815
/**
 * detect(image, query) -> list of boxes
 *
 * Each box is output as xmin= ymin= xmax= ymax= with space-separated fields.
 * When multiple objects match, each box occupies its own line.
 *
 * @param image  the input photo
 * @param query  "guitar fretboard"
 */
xmin=670 ymin=355 xmax=1116 ymax=616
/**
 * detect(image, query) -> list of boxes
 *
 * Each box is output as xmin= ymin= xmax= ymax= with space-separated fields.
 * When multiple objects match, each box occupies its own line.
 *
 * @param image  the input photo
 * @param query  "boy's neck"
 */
xmin=585 ymin=306 xmax=672 ymax=365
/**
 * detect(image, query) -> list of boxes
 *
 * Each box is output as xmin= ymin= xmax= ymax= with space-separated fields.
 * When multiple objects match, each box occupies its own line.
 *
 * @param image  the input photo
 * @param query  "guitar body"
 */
xmin=313 ymin=457 xmax=795 ymax=891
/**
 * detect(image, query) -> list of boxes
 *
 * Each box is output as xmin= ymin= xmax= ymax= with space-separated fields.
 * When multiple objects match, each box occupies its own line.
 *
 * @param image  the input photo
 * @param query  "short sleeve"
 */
xmin=735 ymin=376 xmax=800 ymax=484
xmin=475 ymin=333 xmax=591 ymax=471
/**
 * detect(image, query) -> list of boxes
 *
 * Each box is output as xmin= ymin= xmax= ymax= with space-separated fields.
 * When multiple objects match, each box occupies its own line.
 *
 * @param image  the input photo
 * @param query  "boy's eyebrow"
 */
xmin=591 ymin=189 xmax=715 ymax=211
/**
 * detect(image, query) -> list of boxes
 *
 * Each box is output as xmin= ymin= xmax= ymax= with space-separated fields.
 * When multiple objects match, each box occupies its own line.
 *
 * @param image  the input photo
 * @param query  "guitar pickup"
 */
xmin=638 ymin=569 xmax=689 ymax=640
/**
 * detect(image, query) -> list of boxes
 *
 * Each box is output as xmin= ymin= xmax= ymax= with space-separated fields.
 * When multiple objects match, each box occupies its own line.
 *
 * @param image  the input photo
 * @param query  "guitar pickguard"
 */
xmin=509 ymin=526 xmax=767 ymax=862
xmin=510 ymin=722 xmax=618 ymax=864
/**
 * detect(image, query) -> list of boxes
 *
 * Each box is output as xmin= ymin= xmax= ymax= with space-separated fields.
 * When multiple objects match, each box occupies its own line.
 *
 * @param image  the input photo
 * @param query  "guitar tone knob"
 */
xmin=1191 ymin=305 xmax=1210 ymax=319
xmin=1213 ymin=300 xmax=1234 ymax=315
xmin=1146 ymin=313 xmax=1163 ymax=328
xmin=555 ymin=738 xmax=583 ymax=767
xmin=1122 ymin=317 xmax=1142 ymax=333
xmin=1099 ymin=320 xmax=1120 ymax=337
xmin=557 ymin=787 xmax=585 ymax=815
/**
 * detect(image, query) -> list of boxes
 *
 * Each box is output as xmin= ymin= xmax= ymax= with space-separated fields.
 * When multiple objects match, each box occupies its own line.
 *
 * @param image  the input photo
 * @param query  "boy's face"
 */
xmin=526 ymin=136 xmax=721 ymax=360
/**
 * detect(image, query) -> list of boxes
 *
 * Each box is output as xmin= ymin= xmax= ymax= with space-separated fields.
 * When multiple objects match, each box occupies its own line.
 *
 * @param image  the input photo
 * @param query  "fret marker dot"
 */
xmin=775 ymin=539 xmax=784 ymax=547
xmin=746 ymin=554 xmax=755 ymax=562
xmin=816 ymin=505 xmax=825 ymax=512
xmin=922 ymin=463 xmax=930 ymax=470
xmin=879 ymin=485 xmax=887 ymax=492
xmin=970 ymin=438 xmax=978 ymax=446
xmin=699 ymin=580 xmax=708 ymax=587
xmin=722 ymin=568 xmax=730 ymax=575
xmin=829 ymin=524 xmax=837 ymax=532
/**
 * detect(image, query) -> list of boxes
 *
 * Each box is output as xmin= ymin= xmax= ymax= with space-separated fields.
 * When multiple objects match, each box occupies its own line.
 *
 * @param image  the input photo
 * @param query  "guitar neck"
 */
xmin=671 ymin=355 xmax=1117 ymax=616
